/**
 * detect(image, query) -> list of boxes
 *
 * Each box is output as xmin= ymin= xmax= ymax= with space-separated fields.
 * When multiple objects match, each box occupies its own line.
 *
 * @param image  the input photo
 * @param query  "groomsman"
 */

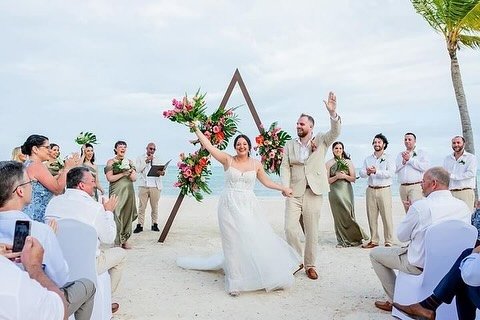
xmin=395 ymin=133 xmax=430 ymax=212
xmin=360 ymin=133 xmax=395 ymax=248
xmin=443 ymin=136 xmax=477 ymax=212
xmin=134 ymin=142 xmax=165 ymax=233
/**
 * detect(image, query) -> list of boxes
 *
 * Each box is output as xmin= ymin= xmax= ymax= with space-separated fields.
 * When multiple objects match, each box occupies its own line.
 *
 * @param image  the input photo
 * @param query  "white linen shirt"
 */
xmin=0 ymin=255 xmax=64 ymax=320
xmin=0 ymin=210 xmax=69 ymax=286
xmin=136 ymin=154 xmax=163 ymax=189
xmin=359 ymin=153 xmax=395 ymax=187
xmin=443 ymin=151 xmax=477 ymax=190
xmin=45 ymin=189 xmax=116 ymax=256
xmin=397 ymin=190 xmax=471 ymax=268
xmin=460 ymin=252 xmax=480 ymax=287
xmin=395 ymin=148 xmax=430 ymax=184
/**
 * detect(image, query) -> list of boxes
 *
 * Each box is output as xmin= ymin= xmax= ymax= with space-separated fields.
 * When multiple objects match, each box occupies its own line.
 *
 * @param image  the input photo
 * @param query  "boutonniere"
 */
xmin=311 ymin=139 xmax=317 ymax=152
xmin=459 ymin=160 xmax=466 ymax=165
xmin=412 ymin=151 xmax=417 ymax=157
xmin=379 ymin=158 xmax=385 ymax=164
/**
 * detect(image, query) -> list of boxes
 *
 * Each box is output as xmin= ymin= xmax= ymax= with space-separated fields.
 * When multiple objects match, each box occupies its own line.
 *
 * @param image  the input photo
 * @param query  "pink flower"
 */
xmin=183 ymin=168 xmax=192 ymax=178
xmin=213 ymin=126 xmax=220 ymax=133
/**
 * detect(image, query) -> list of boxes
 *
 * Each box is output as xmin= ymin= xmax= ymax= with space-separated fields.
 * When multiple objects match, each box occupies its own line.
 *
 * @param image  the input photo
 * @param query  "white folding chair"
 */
xmin=392 ymin=220 xmax=477 ymax=320
xmin=56 ymin=218 xmax=112 ymax=320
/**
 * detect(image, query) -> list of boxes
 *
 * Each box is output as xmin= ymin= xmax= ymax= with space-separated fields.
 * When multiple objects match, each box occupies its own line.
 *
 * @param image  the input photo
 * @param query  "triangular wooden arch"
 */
xmin=158 ymin=69 xmax=264 ymax=242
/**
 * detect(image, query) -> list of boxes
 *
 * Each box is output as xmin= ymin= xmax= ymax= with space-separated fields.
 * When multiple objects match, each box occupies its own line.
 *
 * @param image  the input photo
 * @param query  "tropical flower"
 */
xmin=175 ymin=149 xmax=212 ymax=201
xmin=196 ymin=107 xmax=239 ymax=150
xmin=163 ymin=90 xmax=208 ymax=127
xmin=254 ymin=122 xmax=291 ymax=175
xmin=75 ymin=132 xmax=98 ymax=145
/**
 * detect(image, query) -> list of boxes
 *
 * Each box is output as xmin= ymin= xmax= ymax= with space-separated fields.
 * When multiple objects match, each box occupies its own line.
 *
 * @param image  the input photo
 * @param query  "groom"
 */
xmin=280 ymin=92 xmax=341 ymax=280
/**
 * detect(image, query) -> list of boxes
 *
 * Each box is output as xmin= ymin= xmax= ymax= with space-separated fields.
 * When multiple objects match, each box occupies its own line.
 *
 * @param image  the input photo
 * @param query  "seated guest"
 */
xmin=369 ymin=167 xmax=471 ymax=312
xmin=0 ymin=161 xmax=69 ymax=287
xmin=20 ymin=134 xmax=79 ymax=222
xmin=394 ymin=245 xmax=480 ymax=320
xmin=46 ymin=166 xmax=126 ymax=314
xmin=0 ymin=237 xmax=95 ymax=320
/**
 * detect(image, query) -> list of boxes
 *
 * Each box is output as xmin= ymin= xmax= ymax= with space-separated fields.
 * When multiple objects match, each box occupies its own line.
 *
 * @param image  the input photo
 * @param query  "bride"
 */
xmin=177 ymin=123 xmax=301 ymax=296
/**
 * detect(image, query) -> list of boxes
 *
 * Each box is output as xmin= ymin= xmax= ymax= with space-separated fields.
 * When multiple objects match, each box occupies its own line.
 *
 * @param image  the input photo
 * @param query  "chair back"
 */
xmin=56 ymin=218 xmax=98 ymax=285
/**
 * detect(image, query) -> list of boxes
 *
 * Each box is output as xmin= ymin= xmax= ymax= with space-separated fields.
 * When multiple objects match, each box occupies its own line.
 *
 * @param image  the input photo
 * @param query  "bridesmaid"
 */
xmin=21 ymin=135 xmax=78 ymax=222
xmin=45 ymin=143 xmax=61 ymax=176
xmin=105 ymin=140 xmax=137 ymax=249
xmin=325 ymin=141 xmax=368 ymax=247
xmin=81 ymin=143 xmax=105 ymax=200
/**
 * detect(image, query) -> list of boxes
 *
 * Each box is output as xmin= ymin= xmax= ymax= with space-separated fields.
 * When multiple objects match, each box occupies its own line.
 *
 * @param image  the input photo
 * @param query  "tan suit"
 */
xmin=280 ymin=117 xmax=341 ymax=267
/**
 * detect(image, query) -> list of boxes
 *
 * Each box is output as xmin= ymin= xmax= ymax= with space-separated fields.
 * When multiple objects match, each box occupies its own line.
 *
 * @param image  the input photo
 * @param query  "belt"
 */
xmin=451 ymin=188 xmax=473 ymax=192
xmin=368 ymin=185 xmax=390 ymax=189
xmin=401 ymin=181 xmax=422 ymax=186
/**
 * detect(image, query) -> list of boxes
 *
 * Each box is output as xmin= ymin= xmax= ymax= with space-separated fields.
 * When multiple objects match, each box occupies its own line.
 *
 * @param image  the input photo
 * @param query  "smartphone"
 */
xmin=12 ymin=220 xmax=31 ymax=252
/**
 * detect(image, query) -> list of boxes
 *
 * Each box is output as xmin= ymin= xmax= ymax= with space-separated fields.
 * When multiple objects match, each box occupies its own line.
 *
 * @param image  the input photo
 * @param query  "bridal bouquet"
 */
xmin=195 ymin=107 xmax=239 ymax=150
xmin=174 ymin=150 xmax=212 ymax=201
xmin=163 ymin=90 xmax=208 ymax=128
xmin=254 ymin=122 xmax=291 ymax=175
xmin=112 ymin=158 xmax=133 ymax=174
xmin=334 ymin=157 xmax=350 ymax=174
xmin=75 ymin=132 xmax=98 ymax=145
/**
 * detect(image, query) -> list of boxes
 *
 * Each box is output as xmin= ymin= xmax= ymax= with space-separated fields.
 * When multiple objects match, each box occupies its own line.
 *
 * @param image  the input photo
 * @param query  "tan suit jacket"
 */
xmin=280 ymin=117 xmax=341 ymax=197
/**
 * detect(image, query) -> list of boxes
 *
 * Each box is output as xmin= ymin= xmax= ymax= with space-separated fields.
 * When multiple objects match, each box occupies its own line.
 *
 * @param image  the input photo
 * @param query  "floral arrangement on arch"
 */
xmin=254 ymin=122 xmax=291 ymax=175
xmin=163 ymin=90 xmax=239 ymax=201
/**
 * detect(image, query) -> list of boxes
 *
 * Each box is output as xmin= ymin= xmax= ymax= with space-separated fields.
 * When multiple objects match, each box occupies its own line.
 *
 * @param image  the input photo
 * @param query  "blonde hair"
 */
xmin=11 ymin=146 xmax=26 ymax=163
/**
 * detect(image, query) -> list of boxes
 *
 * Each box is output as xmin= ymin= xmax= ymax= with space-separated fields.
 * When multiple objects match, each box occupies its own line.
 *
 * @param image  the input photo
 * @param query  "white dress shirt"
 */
xmin=460 ymin=252 xmax=480 ymax=287
xmin=0 ymin=210 xmax=69 ymax=286
xmin=395 ymin=148 xmax=430 ymax=184
xmin=359 ymin=153 xmax=395 ymax=187
xmin=443 ymin=151 xmax=477 ymax=190
xmin=136 ymin=154 xmax=163 ymax=189
xmin=397 ymin=190 xmax=471 ymax=268
xmin=45 ymin=189 xmax=116 ymax=256
xmin=0 ymin=255 xmax=64 ymax=320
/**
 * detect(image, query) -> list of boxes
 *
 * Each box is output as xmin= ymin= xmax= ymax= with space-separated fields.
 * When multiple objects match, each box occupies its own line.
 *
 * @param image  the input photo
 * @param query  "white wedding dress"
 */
xmin=177 ymin=160 xmax=300 ymax=293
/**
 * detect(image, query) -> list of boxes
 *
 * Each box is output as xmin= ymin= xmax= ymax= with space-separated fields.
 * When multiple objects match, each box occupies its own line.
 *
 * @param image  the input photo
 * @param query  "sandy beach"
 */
xmin=110 ymin=195 xmax=409 ymax=320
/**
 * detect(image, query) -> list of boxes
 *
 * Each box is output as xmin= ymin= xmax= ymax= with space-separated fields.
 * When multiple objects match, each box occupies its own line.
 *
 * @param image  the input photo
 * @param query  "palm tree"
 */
xmin=411 ymin=0 xmax=480 ymax=155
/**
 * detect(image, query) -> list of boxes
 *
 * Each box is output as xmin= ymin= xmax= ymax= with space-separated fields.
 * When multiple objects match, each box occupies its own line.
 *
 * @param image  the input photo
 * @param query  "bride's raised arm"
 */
xmin=190 ymin=122 xmax=230 ymax=167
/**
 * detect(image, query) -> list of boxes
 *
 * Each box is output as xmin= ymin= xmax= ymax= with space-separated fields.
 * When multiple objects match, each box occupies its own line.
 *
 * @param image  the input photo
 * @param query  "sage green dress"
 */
xmin=105 ymin=160 xmax=137 ymax=245
xmin=328 ymin=161 xmax=368 ymax=247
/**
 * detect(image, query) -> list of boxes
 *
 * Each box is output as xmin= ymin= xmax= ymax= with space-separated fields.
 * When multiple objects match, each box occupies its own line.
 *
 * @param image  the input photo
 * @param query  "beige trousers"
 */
xmin=366 ymin=187 xmax=394 ymax=245
xmin=399 ymin=184 xmax=423 ymax=212
xmin=370 ymin=246 xmax=422 ymax=300
xmin=451 ymin=189 xmax=476 ymax=212
xmin=285 ymin=189 xmax=323 ymax=267
xmin=96 ymin=247 xmax=127 ymax=294
xmin=138 ymin=186 xmax=161 ymax=225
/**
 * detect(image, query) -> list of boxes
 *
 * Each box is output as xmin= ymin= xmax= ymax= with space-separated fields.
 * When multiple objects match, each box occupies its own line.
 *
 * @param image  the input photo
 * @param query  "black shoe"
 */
xmin=133 ymin=224 xmax=143 ymax=233
xmin=151 ymin=223 xmax=160 ymax=232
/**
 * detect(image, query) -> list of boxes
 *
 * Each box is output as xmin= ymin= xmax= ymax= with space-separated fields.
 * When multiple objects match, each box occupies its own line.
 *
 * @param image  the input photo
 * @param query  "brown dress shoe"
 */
xmin=112 ymin=302 xmax=120 ymax=313
xmin=374 ymin=300 xmax=392 ymax=312
xmin=392 ymin=302 xmax=436 ymax=320
xmin=306 ymin=267 xmax=318 ymax=280
xmin=362 ymin=241 xmax=379 ymax=249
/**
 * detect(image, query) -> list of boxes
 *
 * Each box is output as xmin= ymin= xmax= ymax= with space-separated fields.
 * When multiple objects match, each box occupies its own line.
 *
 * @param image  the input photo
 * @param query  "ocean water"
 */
xmin=98 ymin=165 xmax=480 ymax=199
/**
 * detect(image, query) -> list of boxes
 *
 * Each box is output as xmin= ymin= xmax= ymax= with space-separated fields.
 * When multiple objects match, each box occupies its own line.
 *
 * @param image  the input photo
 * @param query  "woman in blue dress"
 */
xmin=21 ymin=134 xmax=78 ymax=222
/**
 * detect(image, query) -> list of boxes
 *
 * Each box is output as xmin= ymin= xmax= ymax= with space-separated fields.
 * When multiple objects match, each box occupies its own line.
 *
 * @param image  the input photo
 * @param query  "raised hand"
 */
xmin=323 ymin=91 xmax=337 ymax=116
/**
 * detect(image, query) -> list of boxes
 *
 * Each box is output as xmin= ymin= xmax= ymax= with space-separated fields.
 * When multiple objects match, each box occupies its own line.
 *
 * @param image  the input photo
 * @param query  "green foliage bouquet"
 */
xmin=75 ymin=132 xmax=98 ymax=145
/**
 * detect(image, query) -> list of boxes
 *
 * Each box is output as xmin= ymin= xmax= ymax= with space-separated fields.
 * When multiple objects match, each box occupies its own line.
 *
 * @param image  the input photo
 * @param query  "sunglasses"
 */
xmin=12 ymin=179 xmax=34 ymax=194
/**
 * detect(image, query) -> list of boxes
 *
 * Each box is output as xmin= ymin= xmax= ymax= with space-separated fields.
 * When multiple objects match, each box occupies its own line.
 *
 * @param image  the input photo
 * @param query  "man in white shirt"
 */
xmin=359 ymin=133 xmax=395 ymax=248
xmin=395 ymin=132 xmax=430 ymax=212
xmin=45 ymin=166 xmax=126 ymax=314
xmin=0 ymin=161 xmax=95 ymax=320
xmin=134 ymin=142 xmax=165 ymax=233
xmin=443 ymin=135 xmax=478 ymax=211
xmin=394 ymin=245 xmax=480 ymax=320
xmin=370 ymin=166 xmax=471 ymax=312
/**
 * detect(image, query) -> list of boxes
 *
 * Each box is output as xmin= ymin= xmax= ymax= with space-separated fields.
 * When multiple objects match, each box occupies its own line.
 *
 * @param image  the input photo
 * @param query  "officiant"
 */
xmin=134 ymin=142 xmax=165 ymax=233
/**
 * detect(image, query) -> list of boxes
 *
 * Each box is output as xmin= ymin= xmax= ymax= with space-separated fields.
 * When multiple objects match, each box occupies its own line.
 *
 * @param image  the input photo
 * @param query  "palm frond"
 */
xmin=457 ymin=1 xmax=480 ymax=30
xmin=458 ymin=34 xmax=480 ymax=49
xmin=411 ymin=0 xmax=446 ymax=33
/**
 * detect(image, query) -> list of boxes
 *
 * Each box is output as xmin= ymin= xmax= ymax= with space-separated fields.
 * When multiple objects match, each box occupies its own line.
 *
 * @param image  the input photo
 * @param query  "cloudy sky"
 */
xmin=1 ymin=0 xmax=479 ymax=167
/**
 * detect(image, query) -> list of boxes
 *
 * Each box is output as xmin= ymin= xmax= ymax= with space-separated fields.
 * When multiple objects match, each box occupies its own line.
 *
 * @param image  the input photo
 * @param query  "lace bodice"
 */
xmin=224 ymin=158 xmax=257 ymax=191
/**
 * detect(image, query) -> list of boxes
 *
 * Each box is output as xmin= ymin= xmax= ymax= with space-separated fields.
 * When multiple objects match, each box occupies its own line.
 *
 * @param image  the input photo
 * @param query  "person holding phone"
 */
xmin=0 ymin=237 xmax=95 ymax=320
